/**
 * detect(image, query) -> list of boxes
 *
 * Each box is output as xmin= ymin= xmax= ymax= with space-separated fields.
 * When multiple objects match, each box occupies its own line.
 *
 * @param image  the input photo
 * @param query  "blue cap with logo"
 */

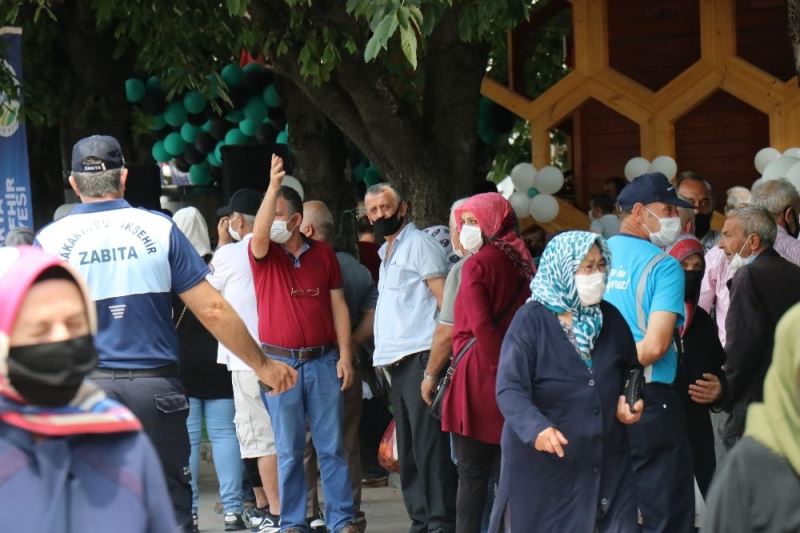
xmin=71 ymin=135 xmax=125 ymax=173
xmin=617 ymin=172 xmax=693 ymax=210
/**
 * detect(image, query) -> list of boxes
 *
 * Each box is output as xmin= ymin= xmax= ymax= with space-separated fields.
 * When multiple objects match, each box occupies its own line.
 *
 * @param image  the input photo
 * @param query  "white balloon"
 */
xmin=649 ymin=155 xmax=678 ymax=179
xmin=762 ymin=156 xmax=800 ymax=181
xmin=784 ymin=147 xmax=800 ymax=159
xmin=282 ymin=175 xmax=305 ymax=200
xmin=528 ymin=194 xmax=559 ymax=223
xmin=509 ymin=191 xmax=531 ymax=219
xmin=510 ymin=163 xmax=536 ymax=191
xmin=534 ymin=166 xmax=564 ymax=195
xmin=754 ymin=147 xmax=781 ymax=174
xmin=751 ymin=177 xmax=766 ymax=191
xmin=784 ymin=161 xmax=800 ymax=192
xmin=624 ymin=157 xmax=651 ymax=182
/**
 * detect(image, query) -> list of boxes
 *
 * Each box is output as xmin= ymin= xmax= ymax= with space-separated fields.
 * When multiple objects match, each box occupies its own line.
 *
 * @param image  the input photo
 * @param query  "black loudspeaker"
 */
xmin=124 ymin=163 xmax=162 ymax=211
xmin=220 ymin=144 xmax=270 ymax=203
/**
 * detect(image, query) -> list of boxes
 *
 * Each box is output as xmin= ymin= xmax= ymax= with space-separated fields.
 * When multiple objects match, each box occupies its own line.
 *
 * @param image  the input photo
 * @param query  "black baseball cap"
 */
xmin=71 ymin=135 xmax=125 ymax=172
xmin=217 ymin=188 xmax=264 ymax=217
xmin=617 ymin=172 xmax=693 ymax=211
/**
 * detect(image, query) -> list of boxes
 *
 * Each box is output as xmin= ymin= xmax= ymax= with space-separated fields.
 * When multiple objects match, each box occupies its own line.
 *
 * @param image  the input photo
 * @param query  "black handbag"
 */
xmin=429 ymin=337 xmax=477 ymax=420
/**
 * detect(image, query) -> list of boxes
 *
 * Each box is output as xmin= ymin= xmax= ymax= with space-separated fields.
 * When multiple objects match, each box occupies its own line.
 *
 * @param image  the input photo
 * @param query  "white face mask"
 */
xmin=644 ymin=208 xmax=681 ymax=248
xmin=728 ymin=235 xmax=755 ymax=273
xmin=575 ymin=272 xmax=606 ymax=307
xmin=227 ymin=218 xmax=241 ymax=242
xmin=270 ymin=219 xmax=294 ymax=244
xmin=459 ymin=224 xmax=483 ymax=254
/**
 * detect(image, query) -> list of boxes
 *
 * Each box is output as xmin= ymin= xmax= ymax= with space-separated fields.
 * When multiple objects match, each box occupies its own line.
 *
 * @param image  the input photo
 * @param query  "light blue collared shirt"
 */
xmin=373 ymin=222 xmax=449 ymax=366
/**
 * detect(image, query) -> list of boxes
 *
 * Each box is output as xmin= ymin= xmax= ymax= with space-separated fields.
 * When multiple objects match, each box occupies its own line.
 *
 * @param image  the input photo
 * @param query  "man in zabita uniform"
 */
xmin=36 ymin=135 xmax=296 ymax=533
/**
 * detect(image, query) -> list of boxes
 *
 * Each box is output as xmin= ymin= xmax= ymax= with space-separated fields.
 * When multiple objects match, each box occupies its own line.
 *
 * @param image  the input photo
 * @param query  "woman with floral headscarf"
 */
xmin=0 ymin=246 xmax=176 ymax=533
xmin=439 ymin=193 xmax=533 ymax=533
xmin=488 ymin=231 xmax=643 ymax=533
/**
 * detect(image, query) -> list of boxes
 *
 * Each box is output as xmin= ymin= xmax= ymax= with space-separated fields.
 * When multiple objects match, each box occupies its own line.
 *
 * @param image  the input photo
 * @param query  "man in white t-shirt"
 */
xmin=209 ymin=188 xmax=280 ymax=532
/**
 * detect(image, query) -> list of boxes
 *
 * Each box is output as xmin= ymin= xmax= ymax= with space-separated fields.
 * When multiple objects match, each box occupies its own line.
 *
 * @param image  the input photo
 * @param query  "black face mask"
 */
xmin=7 ymin=334 xmax=98 ymax=407
xmin=372 ymin=209 xmax=404 ymax=241
xmin=684 ymin=270 xmax=704 ymax=302
xmin=785 ymin=208 xmax=800 ymax=239
xmin=694 ymin=213 xmax=712 ymax=239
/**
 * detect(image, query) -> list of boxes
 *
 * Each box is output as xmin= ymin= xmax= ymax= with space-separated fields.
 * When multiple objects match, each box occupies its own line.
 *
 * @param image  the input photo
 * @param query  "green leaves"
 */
xmin=364 ymin=11 xmax=399 ymax=63
xmin=361 ymin=1 xmax=426 ymax=69
xmin=399 ymin=25 xmax=417 ymax=69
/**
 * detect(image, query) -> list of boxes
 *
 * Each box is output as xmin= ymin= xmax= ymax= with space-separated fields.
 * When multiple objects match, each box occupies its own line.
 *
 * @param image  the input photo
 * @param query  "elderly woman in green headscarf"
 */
xmin=702 ymin=303 xmax=800 ymax=532
xmin=489 ymin=231 xmax=644 ymax=533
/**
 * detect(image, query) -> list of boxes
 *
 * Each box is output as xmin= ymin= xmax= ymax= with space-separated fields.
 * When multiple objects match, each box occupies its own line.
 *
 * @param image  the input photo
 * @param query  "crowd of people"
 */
xmin=0 ymin=134 xmax=799 ymax=533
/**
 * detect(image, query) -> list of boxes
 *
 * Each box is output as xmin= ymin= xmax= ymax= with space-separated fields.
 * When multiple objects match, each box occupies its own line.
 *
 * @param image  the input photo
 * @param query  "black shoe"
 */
xmin=224 ymin=512 xmax=247 ymax=531
xmin=250 ymin=512 xmax=280 ymax=532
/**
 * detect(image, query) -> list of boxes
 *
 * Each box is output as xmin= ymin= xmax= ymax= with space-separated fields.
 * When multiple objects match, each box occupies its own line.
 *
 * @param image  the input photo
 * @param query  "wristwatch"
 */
xmin=423 ymin=372 xmax=438 ymax=382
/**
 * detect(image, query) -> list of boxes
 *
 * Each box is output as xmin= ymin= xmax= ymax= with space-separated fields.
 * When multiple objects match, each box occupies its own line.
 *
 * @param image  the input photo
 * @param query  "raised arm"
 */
xmin=251 ymin=155 xmax=285 ymax=260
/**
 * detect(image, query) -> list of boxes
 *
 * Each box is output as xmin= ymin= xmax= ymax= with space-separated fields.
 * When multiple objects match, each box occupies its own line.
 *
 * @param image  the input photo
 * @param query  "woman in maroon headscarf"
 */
xmin=441 ymin=193 xmax=534 ymax=533
xmin=666 ymin=235 xmax=727 ymax=497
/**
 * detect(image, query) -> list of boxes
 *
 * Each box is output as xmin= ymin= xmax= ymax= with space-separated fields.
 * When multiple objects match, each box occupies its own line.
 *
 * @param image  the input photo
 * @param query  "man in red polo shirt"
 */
xmin=249 ymin=154 xmax=357 ymax=533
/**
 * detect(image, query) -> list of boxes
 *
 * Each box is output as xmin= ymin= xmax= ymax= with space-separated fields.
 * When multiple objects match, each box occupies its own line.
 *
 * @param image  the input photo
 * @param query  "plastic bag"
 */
xmin=377 ymin=418 xmax=399 ymax=473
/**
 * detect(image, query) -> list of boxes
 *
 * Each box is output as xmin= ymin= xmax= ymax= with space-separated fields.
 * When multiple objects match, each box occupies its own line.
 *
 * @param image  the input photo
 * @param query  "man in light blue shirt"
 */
xmin=603 ymin=172 xmax=694 ymax=533
xmin=365 ymin=183 xmax=457 ymax=533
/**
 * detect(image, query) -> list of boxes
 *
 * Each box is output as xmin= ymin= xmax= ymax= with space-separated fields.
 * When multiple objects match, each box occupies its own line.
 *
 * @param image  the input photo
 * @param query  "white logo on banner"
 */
xmin=0 ymin=59 xmax=20 ymax=138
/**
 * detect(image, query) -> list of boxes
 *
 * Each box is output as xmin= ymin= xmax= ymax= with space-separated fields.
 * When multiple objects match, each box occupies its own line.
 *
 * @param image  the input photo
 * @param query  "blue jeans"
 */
xmin=261 ymin=350 xmax=354 ymax=532
xmin=186 ymin=397 xmax=244 ymax=514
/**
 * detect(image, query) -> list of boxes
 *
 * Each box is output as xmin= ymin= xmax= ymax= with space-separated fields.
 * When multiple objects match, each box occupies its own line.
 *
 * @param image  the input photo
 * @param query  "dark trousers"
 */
xmin=389 ymin=352 xmax=458 ymax=533
xmin=627 ymin=384 xmax=694 ymax=533
xmin=359 ymin=396 xmax=392 ymax=478
xmin=451 ymin=434 xmax=499 ymax=533
xmin=96 ymin=375 xmax=192 ymax=533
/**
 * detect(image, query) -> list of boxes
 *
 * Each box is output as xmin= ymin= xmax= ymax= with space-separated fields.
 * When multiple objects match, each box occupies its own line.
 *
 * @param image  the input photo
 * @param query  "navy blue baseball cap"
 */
xmin=71 ymin=135 xmax=125 ymax=173
xmin=217 ymin=188 xmax=264 ymax=217
xmin=617 ymin=172 xmax=693 ymax=210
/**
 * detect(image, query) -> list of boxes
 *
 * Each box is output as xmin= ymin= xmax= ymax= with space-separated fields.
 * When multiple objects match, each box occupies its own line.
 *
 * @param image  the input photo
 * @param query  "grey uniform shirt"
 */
xmin=438 ymin=257 xmax=467 ymax=326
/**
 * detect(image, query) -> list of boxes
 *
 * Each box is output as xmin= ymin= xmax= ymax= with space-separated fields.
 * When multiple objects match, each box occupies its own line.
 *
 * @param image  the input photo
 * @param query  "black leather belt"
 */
xmin=90 ymin=365 xmax=178 ymax=379
xmin=261 ymin=343 xmax=337 ymax=361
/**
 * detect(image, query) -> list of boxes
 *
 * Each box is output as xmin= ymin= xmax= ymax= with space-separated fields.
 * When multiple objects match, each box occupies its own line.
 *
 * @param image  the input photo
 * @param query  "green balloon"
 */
xmin=147 ymin=114 xmax=167 ymax=131
xmin=183 ymin=91 xmax=206 ymax=114
xmin=189 ymin=162 xmax=212 ymax=185
xmin=180 ymin=123 xmax=200 ymax=143
xmin=263 ymin=84 xmax=281 ymax=108
xmin=243 ymin=62 xmax=265 ymax=74
xmin=239 ymin=118 xmax=259 ymax=137
xmin=527 ymin=187 xmax=539 ymax=198
xmin=151 ymin=140 xmax=170 ymax=163
xmin=221 ymin=64 xmax=243 ymax=88
xmin=225 ymin=128 xmax=249 ymax=145
xmin=364 ymin=167 xmax=381 ymax=187
xmin=352 ymin=163 xmax=367 ymax=182
xmin=244 ymin=97 xmax=268 ymax=122
xmin=125 ymin=78 xmax=146 ymax=103
xmin=214 ymin=141 xmax=225 ymax=162
xmin=164 ymin=101 xmax=188 ymax=127
xmin=276 ymin=131 xmax=289 ymax=145
xmin=207 ymin=152 xmax=222 ymax=167
xmin=146 ymin=76 xmax=162 ymax=92
xmin=201 ymin=120 xmax=212 ymax=133
xmin=226 ymin=109 xmax=245 ymax=123
xmin=164 ymin=132 xmax=187 ymax=156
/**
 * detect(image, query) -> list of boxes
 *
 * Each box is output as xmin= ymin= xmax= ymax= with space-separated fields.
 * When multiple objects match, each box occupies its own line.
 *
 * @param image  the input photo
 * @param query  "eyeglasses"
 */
xmin=576 ymin=263 xmax=606 ymax=275
xmin=291 ymin=287 xmax=320 ymax=298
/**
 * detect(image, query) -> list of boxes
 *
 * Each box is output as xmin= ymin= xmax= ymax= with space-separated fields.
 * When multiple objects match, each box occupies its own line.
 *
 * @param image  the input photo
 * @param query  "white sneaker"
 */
xmin=251 ymin=513 xmax=280 ymax=533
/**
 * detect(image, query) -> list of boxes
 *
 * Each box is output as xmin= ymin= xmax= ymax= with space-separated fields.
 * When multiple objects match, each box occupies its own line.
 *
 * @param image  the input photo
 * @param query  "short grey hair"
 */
xmin=727 ymin=205 xmax=777 ymax=248
xmin=449 ymin=198 xmax=469 ymax=229
xmin=233 ymin=212 xmax=256 ymax=227
xmin=71 ymin=168 xmax=123 ymax=197
xmin=365 ymin=183 xmax=404 ymax=203
xmin=751 ymin=178 xmax=800 ymax=216
xmin=725 ymin=186 xmax=751 ymax=213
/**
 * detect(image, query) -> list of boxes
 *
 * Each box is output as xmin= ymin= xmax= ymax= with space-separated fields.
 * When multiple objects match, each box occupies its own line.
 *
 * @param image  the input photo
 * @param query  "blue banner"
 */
xmin=0 ymin=27 xmax=32 ymax=245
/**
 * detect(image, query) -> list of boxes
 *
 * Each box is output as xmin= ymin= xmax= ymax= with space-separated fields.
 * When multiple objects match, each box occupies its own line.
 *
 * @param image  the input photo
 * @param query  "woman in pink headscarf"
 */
xmin=441 ymin=193 xmax=534 ymax=533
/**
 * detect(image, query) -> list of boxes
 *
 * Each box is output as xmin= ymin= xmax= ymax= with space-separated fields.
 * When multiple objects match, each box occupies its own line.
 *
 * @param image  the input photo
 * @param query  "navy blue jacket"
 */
xmin=489 ymin=301 xmax=640 ymax=533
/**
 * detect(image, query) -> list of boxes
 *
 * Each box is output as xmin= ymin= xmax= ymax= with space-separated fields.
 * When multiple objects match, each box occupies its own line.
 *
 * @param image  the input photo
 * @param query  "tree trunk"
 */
xmin=790 ymin=0 xmax=800 ymax=75
xmin=275 ymin=76 xmax=358 ymax=255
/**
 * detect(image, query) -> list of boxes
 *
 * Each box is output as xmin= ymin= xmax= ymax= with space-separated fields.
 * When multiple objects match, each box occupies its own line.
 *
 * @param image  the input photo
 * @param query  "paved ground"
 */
xmin=195 ymin=458 xmax=409 ymax=533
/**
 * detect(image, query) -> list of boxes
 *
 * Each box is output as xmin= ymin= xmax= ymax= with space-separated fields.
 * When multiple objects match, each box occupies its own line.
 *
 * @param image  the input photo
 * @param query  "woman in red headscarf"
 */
xmin=441 ymin=193 xmax=534 ymax=533
xmin=666 ymin=235 xmax=728 ymax=498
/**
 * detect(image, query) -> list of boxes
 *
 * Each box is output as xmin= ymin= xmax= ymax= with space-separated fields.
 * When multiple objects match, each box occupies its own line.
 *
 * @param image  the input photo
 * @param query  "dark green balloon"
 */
xmin=125 ymin=78 xmax=146 ymax=103
xmin=180 ymin=123 xmax=200 ymax=144
xmin=226 ymin=109 xmax=245 ymax=123
xmin=239 ymin=118 xmax=259 ymax=137
xmin=263 ymin=84 xmax=281 ymax=108
xmin=189 ymin=162 xmax=212 ymax=185
xmin=201 ymin=120 xmax=212 ymax=133
xmin=151 ymin=140 xmax=170 ymax=163
xmin=364 ymin=167 xmax=381 ymax=187
xmin=183 ymin=91 xmax=206 ymax=114
xmin=214 ymin=140 xmax=225 ymax=162
xmin=164 ymin=101 xmax=188 ymax=127
xmin=164 ymin=133 xmax=187 ymax=156
xmin=221 ymin=64 xmax=243 ymax=88
xmin=276 ymin=131 xmax=289 ymax=145
xmin=244 ymin=97 xmax=267 ymax=122
xmin=207 ymin=152 xmax=222 ymax=167
xmin=147 ymin=114 xmax=167 ymax=131
xmin=225 ymin=128 xmax=249 ymax=145
xmin=146 ymin=76 xmax=162 ymax=92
